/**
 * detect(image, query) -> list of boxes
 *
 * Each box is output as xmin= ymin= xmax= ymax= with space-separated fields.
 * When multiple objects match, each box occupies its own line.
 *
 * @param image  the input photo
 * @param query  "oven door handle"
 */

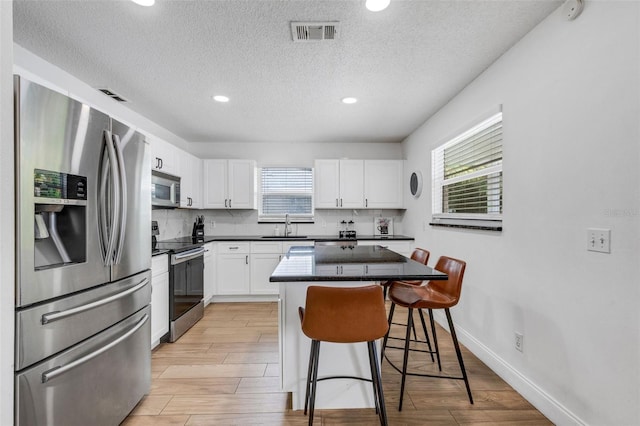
xmin=41 ymin=279 xmax=148 ymax=325
xmin=172 ymin=247 xmax=205 ymax=264
xmin=41 ymin=313 xmax=149 ymax=383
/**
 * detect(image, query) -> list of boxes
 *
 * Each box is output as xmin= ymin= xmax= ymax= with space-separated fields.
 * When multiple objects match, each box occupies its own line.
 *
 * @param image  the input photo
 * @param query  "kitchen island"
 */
xmin=270 ymin=245 xmax=446 ymax=411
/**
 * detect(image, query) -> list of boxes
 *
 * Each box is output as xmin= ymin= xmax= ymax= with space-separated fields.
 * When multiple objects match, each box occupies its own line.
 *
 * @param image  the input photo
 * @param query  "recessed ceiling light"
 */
xmin=131 ymin=0 xmax=155 ymax=6
xmin=213 ymin=95 xmax=230 ymax=103
xmin=341 ymin=97 xmax=358 ymax=104
xmin=365 ymin=0 xmax=390 ymax=12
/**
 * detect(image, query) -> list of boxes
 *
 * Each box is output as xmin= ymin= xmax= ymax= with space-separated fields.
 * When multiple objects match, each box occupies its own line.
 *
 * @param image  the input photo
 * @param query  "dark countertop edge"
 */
xmin=193 ymin=235 xmax=414 ymax=243
xmin=270 ymin=274 xmax=446 ymax=282
xmin=151 ymin=249 xmax=170 ymax=256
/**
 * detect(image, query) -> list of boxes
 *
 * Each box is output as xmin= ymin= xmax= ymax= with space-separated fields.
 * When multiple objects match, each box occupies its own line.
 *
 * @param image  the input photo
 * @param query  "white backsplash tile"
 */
xmin=152 ymin=208 xmax=405 ymax=240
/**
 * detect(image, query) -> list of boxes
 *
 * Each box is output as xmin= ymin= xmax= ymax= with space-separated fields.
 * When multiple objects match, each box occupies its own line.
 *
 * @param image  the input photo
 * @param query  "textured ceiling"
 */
xmin=13 ymin=0 xmax=561 ymax=144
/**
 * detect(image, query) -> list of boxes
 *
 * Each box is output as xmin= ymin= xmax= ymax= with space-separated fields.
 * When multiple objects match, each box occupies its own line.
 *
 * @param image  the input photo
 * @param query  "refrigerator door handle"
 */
xmin=111 ymin=133 xmax=128 ymax=265
xmin=41 ymin=313 xmax=149 ymax=383
xmin=104 ymin=129 xmax=121 ymax=265
xmin=41 ymin=278 xmax=149 ymax=325
xmin=98 ymin=130 xmax=116 ymax=265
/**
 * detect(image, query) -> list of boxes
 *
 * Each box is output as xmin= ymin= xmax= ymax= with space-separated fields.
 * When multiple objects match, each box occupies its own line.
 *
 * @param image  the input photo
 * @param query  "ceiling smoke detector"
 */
xmin=97 ymin=88 xmax=128 ymax=103
xmin=291 ymin=22 xmax=339 ymax=42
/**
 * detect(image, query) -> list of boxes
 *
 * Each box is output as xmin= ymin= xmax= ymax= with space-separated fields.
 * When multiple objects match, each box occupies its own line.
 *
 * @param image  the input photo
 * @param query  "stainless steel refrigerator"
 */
xmin=14 ymin=76 xmax=152 ymax=425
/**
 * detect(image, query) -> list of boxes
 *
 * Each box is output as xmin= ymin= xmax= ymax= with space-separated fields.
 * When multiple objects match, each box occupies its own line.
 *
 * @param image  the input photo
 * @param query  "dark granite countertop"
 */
xmin=153 ymin=235 xmax=414 ymax=255
xmin=270 ymin=245 xmax=446 ymax=282
xmin=197 ymin=234 xmax=414 ymax=243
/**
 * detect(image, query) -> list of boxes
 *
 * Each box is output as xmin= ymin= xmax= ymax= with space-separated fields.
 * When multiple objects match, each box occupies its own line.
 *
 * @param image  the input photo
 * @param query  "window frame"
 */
xmin=430 ymin=107 xmax=503 ymax=231
xmin=258 ymin=166 xmax=315 ymax=223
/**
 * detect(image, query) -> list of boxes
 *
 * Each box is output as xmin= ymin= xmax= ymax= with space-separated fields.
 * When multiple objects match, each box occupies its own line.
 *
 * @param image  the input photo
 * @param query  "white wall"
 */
xmin=190 ymin=141 xmax=403 ymax=166
xmin=401 ymin=2 xmax=639 ymax=425
xmin=0 ymin=3 xmax=14 ymax=424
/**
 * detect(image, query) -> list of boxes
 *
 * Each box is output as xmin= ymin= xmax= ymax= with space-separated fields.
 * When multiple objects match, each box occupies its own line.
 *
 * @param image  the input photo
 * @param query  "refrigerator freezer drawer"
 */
xmin=15 ymin=270 xmax=151 ymax=371
xmin=15 ymin=306 xmax=151 ymax=426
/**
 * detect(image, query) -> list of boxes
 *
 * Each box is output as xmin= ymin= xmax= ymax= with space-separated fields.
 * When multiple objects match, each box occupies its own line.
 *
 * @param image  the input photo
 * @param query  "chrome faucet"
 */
xmin=284 ymin=214 xmax=292 ymax=236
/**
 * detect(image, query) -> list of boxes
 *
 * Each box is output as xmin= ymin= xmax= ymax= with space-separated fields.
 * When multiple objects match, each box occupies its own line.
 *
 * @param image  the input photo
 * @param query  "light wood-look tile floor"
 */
xmin=123 ymin=302 xmax=551 ymax=425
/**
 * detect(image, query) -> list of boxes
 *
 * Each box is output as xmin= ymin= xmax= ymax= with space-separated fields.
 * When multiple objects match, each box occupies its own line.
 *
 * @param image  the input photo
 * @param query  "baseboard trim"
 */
xmin=431 ymin=311 xmax=585 ymax=426
xmin=208 ymin=294 xmax=278 ymax=304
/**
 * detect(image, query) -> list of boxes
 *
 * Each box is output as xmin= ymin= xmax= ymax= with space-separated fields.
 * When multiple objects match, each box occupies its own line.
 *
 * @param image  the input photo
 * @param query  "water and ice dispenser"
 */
xmin=33 ymin=169 xmax=87 ymax=269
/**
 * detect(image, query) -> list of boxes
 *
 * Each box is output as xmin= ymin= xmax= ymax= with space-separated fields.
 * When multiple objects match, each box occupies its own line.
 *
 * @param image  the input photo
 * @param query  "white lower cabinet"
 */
xmin=203 ymin=243 xmax=215 ymax=304
xmin=250 ymin=242 xmax=282 ymax=295
xmin=216 ymin=242 xmax=251 ymax=295
xmin=151 ymin=254 xmax=169 ymax=348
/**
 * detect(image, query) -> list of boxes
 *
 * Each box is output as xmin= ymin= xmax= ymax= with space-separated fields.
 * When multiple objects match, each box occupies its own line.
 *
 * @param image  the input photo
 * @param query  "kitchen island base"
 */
xmin=279 ymin=281 xmax=381 ymax=411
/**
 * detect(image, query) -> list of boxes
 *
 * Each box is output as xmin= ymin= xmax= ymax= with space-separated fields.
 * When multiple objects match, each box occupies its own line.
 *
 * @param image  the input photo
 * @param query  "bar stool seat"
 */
xmin=299 ymin=285 xmax=389 ymax=425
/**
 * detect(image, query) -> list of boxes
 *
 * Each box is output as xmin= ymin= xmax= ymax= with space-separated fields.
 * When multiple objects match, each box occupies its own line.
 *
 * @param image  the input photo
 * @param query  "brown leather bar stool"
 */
xmin=382 ymin=256 xmax=473 ymax=410
xmin=299 ymin=285 xmax=389 ymax=425
xmin=380 ymin=248 xmax=436 ymax=363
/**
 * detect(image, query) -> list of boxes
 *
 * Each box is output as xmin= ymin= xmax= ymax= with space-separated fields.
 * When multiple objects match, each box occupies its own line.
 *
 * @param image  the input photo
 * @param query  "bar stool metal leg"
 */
xmin=398 ymin=307 xmax=414 ymax=411
xmin=445 ymin=308 xmax=473 ymax=404
xmin=417 ymin=309 xmax=435 ymax=362
xmin=367 ymin=341 xmax=388 ymax=426
xmin=304 ymin=340 xmax=318 ymax=415
xmin=307 ymin=340 xmax=321 ymax=425
xmin=427 ymin=308 xmax=442 ymax=371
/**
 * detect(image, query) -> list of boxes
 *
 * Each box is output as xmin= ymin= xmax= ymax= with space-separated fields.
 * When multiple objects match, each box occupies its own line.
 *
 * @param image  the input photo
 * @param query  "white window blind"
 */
xmin=259 ymin=167 xmax=314 ymax=220
xmin=432 ymin=110 xmax=503 ymax=228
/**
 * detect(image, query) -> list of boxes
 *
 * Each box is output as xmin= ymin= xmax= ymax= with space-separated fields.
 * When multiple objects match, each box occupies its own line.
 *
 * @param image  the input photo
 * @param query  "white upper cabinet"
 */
xmin=339 ymin=160 xmax=365 ymax=208
xmin=364 ymin=160 xmax=404 ymax=209
xmin=315 ymin=159 xmax=402 ymax=209
xmin=314 ymin=159 xmax=364 ymax=208
xmin=314 ymin=159 xmax=340 ymax=208
xmin=149 ymin=136 xmax=179 ymax=176
xmin=180 ymin=152 xmax=202 ymax=209
xmin=203 ymin=159 xmax=256 ymax=209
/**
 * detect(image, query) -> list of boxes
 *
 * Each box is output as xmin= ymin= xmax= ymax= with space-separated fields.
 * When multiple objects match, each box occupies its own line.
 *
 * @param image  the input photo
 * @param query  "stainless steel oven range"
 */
xmin=155 ymin=237 xmax=206 ymax=342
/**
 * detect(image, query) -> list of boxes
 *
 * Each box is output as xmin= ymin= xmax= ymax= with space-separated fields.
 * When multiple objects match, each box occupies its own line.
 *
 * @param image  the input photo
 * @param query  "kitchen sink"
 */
xmin=261 ymin=235 xmax=308 ymax=239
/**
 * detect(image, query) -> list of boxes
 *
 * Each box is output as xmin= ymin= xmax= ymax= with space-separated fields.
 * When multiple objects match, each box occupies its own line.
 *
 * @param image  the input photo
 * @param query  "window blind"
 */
xmin=259 ymin=167 xmax=313 ymax=219
xmin=432 ymin=111 xmax=503 ymax=222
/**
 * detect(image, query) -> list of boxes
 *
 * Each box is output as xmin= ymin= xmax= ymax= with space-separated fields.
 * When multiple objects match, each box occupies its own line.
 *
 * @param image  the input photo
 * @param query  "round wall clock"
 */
xmin=409 ymin=171 xmax=423 ymax=198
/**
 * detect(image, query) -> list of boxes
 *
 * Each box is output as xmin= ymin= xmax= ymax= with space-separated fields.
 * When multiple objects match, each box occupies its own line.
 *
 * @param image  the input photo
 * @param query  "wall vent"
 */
xmin=97 ymin=88 xmax=128 ymax=103
xmin=291 ymin=22 xmax=339 ymax=42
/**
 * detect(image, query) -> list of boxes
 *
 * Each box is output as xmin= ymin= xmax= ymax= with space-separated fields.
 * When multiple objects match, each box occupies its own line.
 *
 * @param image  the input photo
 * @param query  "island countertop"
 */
xmin=270 ymin=245 xmax=447 ymax=282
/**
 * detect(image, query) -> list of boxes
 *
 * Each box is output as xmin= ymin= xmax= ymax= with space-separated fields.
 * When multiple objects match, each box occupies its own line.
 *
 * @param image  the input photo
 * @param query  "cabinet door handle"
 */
xmin=224 ymin=199 xmax=228 ymax=208
xmin=245 ymin=255 xmax=248 ymax=265
xmin=336 ymin=266 xmax=339 ymax=274
xmin=159 ymin=158 xmax=163 ymax=169
xmin=365 ymin=265 xmax=368 ymax=274
xmin=340 ymin=199 xmax=343 ymax=207
xmin=365 ymin=198 xmax=368 ymax=208
xmin=340 ymin=265 xmax=343 ymax=274
xmin=336 ymin=198 xmax=339 ymax=207
xmin=229 ymin=199 xmax=232 ymax=208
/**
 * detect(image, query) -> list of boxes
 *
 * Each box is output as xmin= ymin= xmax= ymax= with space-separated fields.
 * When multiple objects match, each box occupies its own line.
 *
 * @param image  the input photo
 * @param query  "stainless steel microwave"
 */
xmin=151 ymin=170 xmax=180 ymax=208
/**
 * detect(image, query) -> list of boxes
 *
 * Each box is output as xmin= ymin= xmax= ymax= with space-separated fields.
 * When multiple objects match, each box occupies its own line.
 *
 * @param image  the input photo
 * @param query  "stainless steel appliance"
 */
xmin=154 ymin=238 xmax=206 ymax=342
xmin=152 ymin=169 xmax=180 ymax=208
xmin=14 ymin=76 xmax=151 ymax=426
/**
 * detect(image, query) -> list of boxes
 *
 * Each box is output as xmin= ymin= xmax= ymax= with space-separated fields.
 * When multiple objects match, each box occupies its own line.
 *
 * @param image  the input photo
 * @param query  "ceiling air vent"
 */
xmin=97 ymin=88 xmax=128 ymax=103
xmin=291 ymin=21 xmax=339 ymax=42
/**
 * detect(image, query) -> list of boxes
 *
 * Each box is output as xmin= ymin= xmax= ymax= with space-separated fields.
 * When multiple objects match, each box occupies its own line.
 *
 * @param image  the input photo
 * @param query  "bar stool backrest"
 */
xmin=301 ymin=285 xmax=389 ymax=343
xmin=410 ymin=248 xmax=430 ymax=265
xmin=428 ymin=256 xmax=466 ymax=305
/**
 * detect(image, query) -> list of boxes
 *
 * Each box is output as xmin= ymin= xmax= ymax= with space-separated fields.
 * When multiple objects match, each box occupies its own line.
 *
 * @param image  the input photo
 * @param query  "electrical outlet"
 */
xmin=587 ymin=228 xmax=610 ymax=253
xmin=515 ymin=332 xmax=524 ymax=352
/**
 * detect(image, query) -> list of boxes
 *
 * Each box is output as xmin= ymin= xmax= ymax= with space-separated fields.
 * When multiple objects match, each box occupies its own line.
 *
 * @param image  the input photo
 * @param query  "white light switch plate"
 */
xmin=587 ymin=228 xmax=611 ymax=253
